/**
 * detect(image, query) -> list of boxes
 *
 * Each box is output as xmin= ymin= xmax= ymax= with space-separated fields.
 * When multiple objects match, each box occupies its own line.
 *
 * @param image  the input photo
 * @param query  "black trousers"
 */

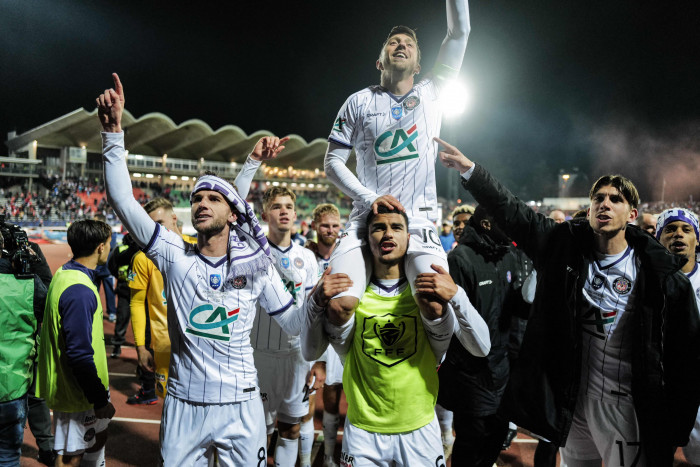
xmin=111 ymin=285 xmax=131 ymax=346
xmin=452 ymin=412 xmax=509 ymax=467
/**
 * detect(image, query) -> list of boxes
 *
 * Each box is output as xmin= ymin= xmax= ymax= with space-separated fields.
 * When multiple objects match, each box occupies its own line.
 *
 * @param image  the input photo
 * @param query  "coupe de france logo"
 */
xmin=373 ymin=124 xmax=419 ymax=165
xmin=186 ymin=304 xmax=240 ymax=341
xmin=361 ymin=313 xmax=417 ymax=367
xmin=210 ymin=274 xmax=222 ymax=290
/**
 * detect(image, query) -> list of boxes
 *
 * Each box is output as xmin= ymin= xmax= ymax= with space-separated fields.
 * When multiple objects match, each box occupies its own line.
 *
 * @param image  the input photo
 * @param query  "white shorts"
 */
xmin=254 ymin=349 xmax=311 ymax=426
xmin=560 ymin=395 xmax=646 ymax=466
xmin=325 ymin=345 xmax=344 ymax=386
xmin=331 ymin=217 xmax=448 ymax=300
xmin=160 ymin=394 xmax=267 ymax=467
xmin=682 ymin=409 xmax=700 ymax=465
xmin=53 ymin=409 xmax=110 ymax=455
xmin=340 ymin=415 xmax=445 ymax=467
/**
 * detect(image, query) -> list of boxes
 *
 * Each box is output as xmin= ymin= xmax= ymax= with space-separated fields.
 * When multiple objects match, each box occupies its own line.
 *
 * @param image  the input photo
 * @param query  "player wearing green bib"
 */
xmin=37 ymin=219 xmax=116 ymax=466
xmin=304 ymin=206 xmax=489 ymax=466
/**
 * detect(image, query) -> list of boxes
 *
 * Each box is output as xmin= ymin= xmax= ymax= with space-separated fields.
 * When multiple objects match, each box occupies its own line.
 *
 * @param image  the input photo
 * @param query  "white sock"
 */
xmin=82 ymin=446 xmax=105 ymax=467
xmin=435 ymin=403 xmax=453 ymax=434
xmin=299 ymin=418 xmax=315 ymax=467
xmin=322 ymin=411 xmax=340 ymax=457
xmin=274 ymin=436 xmax=298 ymax=467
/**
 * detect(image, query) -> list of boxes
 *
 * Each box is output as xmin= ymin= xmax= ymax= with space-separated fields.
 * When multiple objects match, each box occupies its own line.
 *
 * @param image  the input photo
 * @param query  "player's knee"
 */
xmin=416 ymin=293 xmax=445 ymax=320
xmin=328 ymin=296 xmax=357 ymax=325
xmin=277 ymin=421 xmax=301 ymax=439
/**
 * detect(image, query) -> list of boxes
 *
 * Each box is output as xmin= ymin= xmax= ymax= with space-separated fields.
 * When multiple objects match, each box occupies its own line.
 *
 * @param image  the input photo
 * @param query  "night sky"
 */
xmin=2 ymin=0 xmax=699 ymax=202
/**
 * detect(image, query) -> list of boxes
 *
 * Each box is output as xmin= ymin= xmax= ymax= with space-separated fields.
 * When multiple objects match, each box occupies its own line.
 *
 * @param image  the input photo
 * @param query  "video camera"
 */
xmin=0 ymin=214 xmax=39 ymax=279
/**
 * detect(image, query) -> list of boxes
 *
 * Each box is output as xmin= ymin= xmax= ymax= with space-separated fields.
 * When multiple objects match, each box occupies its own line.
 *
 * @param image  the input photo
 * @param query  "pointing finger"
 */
xmin=112 ymin=73 xmax=124 ymax=98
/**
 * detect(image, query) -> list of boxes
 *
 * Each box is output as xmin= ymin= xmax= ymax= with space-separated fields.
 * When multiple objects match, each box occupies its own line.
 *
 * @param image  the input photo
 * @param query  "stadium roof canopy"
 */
xmin=5 ymin=108 xmax=329 ymax=169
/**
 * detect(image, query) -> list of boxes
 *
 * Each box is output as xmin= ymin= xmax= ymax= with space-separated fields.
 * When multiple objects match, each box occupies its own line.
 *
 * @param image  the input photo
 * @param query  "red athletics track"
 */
xmin=20 ymin=243 xmax=694 ymax=466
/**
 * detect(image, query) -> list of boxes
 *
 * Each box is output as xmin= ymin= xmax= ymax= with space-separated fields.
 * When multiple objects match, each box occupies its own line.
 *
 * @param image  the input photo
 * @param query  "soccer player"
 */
xmin=127 ymin=197 xmax=196 ymax=404
xmin=636 ymin=211 xmax=658 ymax=236
xmin=251 ymin=186 xmax=323 ymax=467
xmin=325 ymin=0 xmax=471 ymax=324
xmin=96 ymin=74 xmax=350 ymax=465
xmin=37 ymin=219 xmax=116 ymax=467
xmin=307 ymin=203 xmax=344 ymax=466
xmin=305 ymin=206 xmax=489 ymax=466
xmin=655 ymin=208 xmax=700 ymax=465
xmin=436 ymin=136 xmax=700 ymax=466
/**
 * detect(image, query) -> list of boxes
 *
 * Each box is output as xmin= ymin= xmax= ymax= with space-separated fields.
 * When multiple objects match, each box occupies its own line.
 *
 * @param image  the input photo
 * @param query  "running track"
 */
xmin=19 ymin=243 xmax=694 ymax=466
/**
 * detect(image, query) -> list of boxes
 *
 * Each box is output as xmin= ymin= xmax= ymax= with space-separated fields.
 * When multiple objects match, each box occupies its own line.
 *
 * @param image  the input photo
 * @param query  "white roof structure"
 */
xmin=5 ymin=108 xmax=329 ymax=169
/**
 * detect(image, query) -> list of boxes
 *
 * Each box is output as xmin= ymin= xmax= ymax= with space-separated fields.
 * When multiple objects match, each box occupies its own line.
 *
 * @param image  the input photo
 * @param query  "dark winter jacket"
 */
xmin=462 ymin=164 xmax=700 ymax=465
xmin=438 ymin=225 xmax=529 ymax=416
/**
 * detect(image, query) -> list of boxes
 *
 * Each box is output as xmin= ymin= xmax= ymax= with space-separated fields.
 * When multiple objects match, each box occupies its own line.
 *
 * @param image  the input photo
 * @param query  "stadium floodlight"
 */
xmin=439 ymin=79 xmax=472 ymax=118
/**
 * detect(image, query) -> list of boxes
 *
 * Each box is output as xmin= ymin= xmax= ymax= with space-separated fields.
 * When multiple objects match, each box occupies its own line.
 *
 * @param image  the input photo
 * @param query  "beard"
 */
xmin=318 ymin=234 xmax=337 ymax=247
xmin=193 ymin=216 xmax=228 ymax=236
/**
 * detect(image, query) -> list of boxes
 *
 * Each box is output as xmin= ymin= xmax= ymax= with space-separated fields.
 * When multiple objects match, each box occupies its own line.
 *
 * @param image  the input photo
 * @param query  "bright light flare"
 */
xmin=439 ymin=80 xmax=472 ymax=118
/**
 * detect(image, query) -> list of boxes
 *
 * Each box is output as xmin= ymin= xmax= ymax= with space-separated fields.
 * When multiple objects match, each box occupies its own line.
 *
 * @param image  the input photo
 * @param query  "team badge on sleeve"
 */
xmin=209 ymin=274 xmax=222 ymax=290
xmin=612 ymin=277 xmax=631 ymax=295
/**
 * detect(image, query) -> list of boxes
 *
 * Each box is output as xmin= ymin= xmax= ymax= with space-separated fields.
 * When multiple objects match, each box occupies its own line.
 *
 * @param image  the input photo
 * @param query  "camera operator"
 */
xmin=0 ymin=229 xmax=48 ymax=465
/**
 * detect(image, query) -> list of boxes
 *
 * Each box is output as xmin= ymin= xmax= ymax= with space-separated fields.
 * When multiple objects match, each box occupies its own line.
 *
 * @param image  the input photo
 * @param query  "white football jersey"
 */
xmin=579 ymin=246 xmax=638 ymax=405
xmin=329 ymin=79 xmax=443 ymax=222
xmin=251 ymin=241 xmax=319 ymax=353
xmin=145 ymin=224 xmax=293 ymax=403
xmin=688 ymin=263 xmax=700 ymax=308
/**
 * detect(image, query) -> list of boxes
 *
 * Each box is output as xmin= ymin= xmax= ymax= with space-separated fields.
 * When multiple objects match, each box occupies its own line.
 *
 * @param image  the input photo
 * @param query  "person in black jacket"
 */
xmin=435 ymin=136 xmax=700 ymax=466
xmin=438 ymin=205 xmax=530 ymax=466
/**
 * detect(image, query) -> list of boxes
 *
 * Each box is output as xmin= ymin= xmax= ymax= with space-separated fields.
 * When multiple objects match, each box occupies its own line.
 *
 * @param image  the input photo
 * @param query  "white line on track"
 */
xmin=112 ymin=416 xmax=161 ymax=424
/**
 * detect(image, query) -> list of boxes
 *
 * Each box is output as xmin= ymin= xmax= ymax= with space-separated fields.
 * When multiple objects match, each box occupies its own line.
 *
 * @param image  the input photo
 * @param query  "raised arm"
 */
xmin=234 ymin=136 xmax=289 ymax=199
xmin=434 ymin=0 xmax=470 ymax=79
xmin=97 ymin=73 xmax=158 ymax=248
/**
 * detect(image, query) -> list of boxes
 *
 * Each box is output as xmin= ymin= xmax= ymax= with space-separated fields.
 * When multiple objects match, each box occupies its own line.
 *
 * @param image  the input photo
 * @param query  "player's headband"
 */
xmin=655 ymin=208 xmax=699 ymax=241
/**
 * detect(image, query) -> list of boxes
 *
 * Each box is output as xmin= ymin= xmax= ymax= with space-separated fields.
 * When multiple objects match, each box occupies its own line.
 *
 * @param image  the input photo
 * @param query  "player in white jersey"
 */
xmin=655 ymin=208 xmax=700 ymax=465
xmin=250 ymin=186 xmax=323 ymax=467
xmin=306 ymin=203 xmax=344 ymax=466
xmin=437 ymin=138 xmax=700 ymax=466
xmin=96 ymin=74 xmax=351 ymax=466
xmin=324 ymin=0 xmax=471 ymax=326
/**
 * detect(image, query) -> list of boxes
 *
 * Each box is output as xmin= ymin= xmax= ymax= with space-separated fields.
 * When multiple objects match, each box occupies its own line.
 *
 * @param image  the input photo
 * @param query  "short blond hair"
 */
xmin=262 ymin=186 xmax=296 ymax=212
xmin=143 ymin=197 xmax=173 ymax=214
xmin=451 ymin=205 xmax=475 ymax=219
xmin=312 ymin=204 xmax=340 ymax=224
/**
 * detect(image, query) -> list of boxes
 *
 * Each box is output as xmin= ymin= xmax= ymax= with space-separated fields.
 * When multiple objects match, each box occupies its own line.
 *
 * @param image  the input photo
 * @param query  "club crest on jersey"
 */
xmin=361 ymin=313 xmax=417 ymax=367
xmin=230 ymin=275 xmax=247 ymax=289
xmin=612 ymin=277 xmax=632 ymax=295
xmin=391 ymin=104 xmax=403 ymax=120
xmin=294 ymin=257 xmax=304 ymax=269
xmin=591 ymin=274 xmax=605 ymax=290
xmin=374 ymin=124 xmax=419 ymax=165
xmin=280 ymin=257 xmax=291 ymax=269
xmin=186 ymin=304 xmax=240 ymax=341
xmin=210 ymin=274 xmax=222 ymax=290
xmin=402 ymin=95 xmax=420 ymax=112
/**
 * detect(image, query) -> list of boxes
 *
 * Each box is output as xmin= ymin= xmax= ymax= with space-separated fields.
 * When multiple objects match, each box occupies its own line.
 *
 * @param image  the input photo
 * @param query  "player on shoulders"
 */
xmin=96 ymin=74 xmax=351 ymax=466
xmin=325 ymin=0 xmax=471 ymax=326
